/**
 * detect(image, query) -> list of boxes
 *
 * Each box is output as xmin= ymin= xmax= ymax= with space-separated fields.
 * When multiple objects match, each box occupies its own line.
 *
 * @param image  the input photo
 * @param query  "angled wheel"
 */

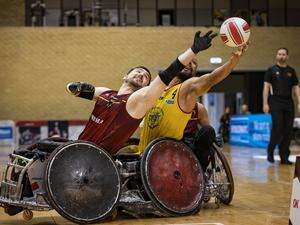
xmin=140 ymin=138 xmax=204 ymax=216
xmin=213 ymin=145 xmax=234 ymax=205
xmin=45 ymin=141 xmax=121 ymax=224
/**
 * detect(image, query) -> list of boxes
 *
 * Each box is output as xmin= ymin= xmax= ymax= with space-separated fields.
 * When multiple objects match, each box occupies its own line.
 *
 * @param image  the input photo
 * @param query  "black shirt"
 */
xmin=264 ymin=65 xmax=298 ymax=98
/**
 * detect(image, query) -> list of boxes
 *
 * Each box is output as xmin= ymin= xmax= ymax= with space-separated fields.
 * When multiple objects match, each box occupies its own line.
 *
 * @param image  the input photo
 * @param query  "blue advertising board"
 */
xmin=0 ymin=127 xmax=13 ymax=139
xmin=0 ymin=120 xmax=15 ymax=146
xmin=230 ymin=114 xmax=272 ymax=148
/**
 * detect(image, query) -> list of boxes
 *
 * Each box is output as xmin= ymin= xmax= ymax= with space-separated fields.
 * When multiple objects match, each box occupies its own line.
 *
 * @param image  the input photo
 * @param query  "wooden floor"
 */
xmin=0 ymin=144 xmax=299 ymax=225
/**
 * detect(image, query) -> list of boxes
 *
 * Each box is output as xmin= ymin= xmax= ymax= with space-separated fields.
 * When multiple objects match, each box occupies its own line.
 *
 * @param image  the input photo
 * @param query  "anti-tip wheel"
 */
xmin=23 ymin=209 xmax=33 ymax=221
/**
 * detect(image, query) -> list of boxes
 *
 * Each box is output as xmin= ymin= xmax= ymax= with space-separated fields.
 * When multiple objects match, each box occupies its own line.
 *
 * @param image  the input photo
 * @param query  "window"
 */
xmin=213 ymin=0 xmax=230 ymax=26
xmin=195 ymin=0 xmax=212 ymax=26
xmin=268 ymin=0 xmax=285 ymax=26
xmin=120 ymin=0 xmax=137 ymax=25
xmin=287 ymin=0 xmax=300 ymax=26
xmin=140 ymin=0 xmax=156 ymax=26
xmin=177 ymin=0 xmax=193 ymax=26
xmin=158 ymin=0 xmax=174 ymax=25
xmin=231 ymin=0 xmax=250 ymax=24
xmin=249 ymin=0 xmax=268 ymax=26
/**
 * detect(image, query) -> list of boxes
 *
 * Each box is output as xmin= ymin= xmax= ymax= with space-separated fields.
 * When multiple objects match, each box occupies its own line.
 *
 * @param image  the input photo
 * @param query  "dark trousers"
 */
xmin=267 ymin=97 xmax=294 ymax=162
xmin=184 ymin=125 xmax=216 ymax=171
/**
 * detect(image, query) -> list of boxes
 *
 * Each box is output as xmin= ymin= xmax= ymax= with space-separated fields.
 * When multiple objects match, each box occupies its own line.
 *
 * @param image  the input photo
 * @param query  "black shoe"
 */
xmin=267 ymin=155 xmax=275 ymax=163
xmin=280 ymin=160 xmax=293 ymax=165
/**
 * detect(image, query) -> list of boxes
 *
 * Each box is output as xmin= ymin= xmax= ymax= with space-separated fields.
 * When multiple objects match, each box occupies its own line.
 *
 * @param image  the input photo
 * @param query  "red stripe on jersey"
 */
xmin=228 ymin=21 xmax=243 ymax=45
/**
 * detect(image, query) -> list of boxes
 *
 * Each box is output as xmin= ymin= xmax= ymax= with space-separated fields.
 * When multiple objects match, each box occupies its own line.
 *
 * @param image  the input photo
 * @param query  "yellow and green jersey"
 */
xmin=138 ymin=84 xmax=192 ymax=154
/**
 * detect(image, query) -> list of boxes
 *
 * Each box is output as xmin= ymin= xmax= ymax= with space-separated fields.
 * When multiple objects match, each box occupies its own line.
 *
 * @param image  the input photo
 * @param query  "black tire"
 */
xmin=214 ymin=146 xmax=234 ymax=205
xmin=45 ymin=141 xmax=121 ymax=224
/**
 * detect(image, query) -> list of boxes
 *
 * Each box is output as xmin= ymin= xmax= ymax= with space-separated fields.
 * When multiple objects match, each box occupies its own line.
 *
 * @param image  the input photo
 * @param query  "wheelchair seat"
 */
xmin=36 ymin=137 xmax=69 ymax=153
xmin=36 ymin=141 xmax=63 ymax=152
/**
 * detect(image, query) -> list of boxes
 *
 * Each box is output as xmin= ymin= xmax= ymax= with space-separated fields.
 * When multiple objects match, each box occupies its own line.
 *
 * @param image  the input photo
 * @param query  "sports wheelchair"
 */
xmin=0 ymin=136 xmax=234 ymax=224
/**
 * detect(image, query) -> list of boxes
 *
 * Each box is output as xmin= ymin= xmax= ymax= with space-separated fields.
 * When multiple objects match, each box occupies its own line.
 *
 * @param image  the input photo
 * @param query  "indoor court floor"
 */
xmin=0 ymin=144 xmax=299 ymax=225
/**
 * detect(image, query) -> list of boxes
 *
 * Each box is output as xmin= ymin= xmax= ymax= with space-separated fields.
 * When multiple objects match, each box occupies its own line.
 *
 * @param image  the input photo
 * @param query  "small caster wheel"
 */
xmin=203 ymin=196 xmax=211 ymax=203
xmin=23 ymin=209 xmax=33 ymax=221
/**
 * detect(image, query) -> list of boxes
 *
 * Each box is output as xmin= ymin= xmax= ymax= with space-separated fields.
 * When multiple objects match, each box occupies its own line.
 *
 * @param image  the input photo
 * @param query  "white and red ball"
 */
xmin=220 ymin=17 xmax=250 ymax=47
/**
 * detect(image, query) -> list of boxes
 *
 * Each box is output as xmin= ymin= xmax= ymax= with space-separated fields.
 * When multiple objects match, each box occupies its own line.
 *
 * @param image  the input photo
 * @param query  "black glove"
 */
xmin=191 ymin=30 xmax=217 ymax=54
xmin=66 ymin=82 xmax=95 ymax=100
xmin=67 ymin=82 xmax=81 ymax=96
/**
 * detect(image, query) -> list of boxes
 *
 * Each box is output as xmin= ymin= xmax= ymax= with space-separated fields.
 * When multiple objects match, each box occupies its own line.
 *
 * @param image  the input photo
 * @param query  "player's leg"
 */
xmin=192 ymin=125 xmax=216 ymax=171
xmin=279 ymin=108 xmax=294 ymax=164
xmin=267 ymin=109 xmax=284 ymax=163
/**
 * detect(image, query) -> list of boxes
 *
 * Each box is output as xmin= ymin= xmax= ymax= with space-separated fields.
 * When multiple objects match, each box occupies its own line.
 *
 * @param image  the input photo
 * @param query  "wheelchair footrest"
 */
xmin=119 ymin=190 xmax=164 ymax=216
xmin=0 ymin=196 xmax=51 ymax=211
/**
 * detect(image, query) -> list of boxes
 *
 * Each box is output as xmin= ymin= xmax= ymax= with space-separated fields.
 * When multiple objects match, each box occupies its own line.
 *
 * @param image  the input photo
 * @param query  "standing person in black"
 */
xmin=263 ymin=47 xmax=300 ymax=165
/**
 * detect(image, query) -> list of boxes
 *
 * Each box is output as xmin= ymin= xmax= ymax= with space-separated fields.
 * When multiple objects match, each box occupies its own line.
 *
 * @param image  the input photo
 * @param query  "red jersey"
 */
xmin=79 ymin=90 xmax=141 ymax=154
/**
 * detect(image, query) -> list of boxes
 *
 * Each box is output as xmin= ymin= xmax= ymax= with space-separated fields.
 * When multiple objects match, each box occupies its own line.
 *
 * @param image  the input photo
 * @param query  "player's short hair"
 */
xmin=127 ymin=66 xmax=151 ymax=85
xmin=278 ymin=47 xmax=289 ymax=55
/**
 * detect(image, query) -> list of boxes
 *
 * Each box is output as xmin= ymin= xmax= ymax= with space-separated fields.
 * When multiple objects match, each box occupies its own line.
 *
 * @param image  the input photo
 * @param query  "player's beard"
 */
xmin=125 ymin=78 xmax=143 ymax=91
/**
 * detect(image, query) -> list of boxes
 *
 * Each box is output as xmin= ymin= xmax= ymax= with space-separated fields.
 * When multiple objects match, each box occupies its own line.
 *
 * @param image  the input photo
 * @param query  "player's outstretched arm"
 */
xmin=66 ymin=82 xmax=110 ymax=101
xmin=181 ymin=44 xmax=248 ymax=109
xmin=127 ymin=31 xmax=217 ymax=119
xmin=159 ymin=31 xmax=217 ymax=86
